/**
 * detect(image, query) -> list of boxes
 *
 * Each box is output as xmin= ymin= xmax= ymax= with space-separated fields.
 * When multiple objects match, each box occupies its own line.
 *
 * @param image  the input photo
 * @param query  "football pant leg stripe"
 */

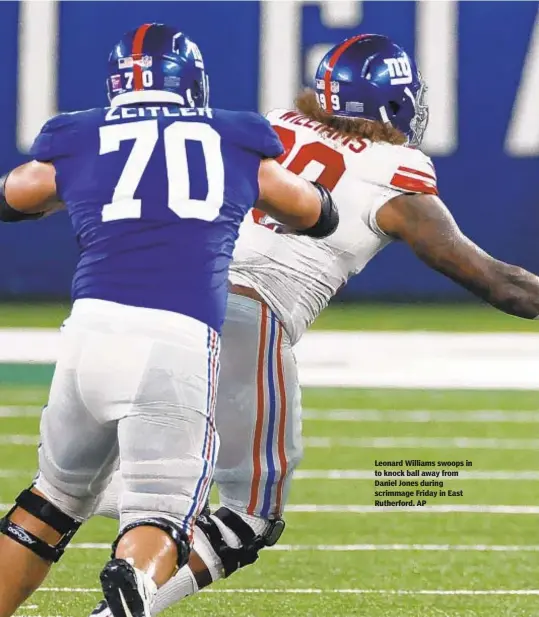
xmin=261 ymin=313 xmax=278 ymax=519
xmin=247 ymin=304 xmax=269 ymax=515
xmin=199 ymin=332 xmax=220 ymax=512
xmin=274 ymin=322 xmax=289 ymax=516
xmin=183 ymin=326 xmax=219 ymax=537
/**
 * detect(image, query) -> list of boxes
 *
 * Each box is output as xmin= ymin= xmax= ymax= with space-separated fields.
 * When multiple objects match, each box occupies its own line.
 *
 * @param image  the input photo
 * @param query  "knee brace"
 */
xmin=0 ymin=488 xmax=81 ymax=563
xmin=111 ymin=517 xmax=190 ymax=569
xmin=196 ymin=507 xmax=285 ymax=578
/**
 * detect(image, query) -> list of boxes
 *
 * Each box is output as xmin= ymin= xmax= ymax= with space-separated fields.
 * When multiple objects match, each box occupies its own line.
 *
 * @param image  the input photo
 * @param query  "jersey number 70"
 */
xmin=99 ymin=120 xmax=224 ymax=223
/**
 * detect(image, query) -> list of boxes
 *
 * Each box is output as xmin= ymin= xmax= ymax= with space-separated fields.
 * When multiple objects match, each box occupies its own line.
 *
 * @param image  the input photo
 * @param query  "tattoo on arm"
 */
xmin=376 ymin=193 xmax=539 ymax=319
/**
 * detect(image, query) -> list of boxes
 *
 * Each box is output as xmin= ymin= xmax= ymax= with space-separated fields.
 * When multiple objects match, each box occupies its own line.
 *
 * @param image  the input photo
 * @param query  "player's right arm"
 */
xmin=376 ymin=193 xmax=539 ymax=319
xmin=257 ymin=159 xmax=338 ymax=237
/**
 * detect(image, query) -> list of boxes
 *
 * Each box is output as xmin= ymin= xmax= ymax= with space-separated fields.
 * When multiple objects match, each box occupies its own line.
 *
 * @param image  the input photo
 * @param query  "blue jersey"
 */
xmin=30 ymin=104 xmax=283 ymax=332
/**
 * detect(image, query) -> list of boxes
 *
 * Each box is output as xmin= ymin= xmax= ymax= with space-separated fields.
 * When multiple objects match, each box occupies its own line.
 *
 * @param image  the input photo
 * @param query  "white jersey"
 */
xmin=229 ymin=108 xmax=438 ymax=345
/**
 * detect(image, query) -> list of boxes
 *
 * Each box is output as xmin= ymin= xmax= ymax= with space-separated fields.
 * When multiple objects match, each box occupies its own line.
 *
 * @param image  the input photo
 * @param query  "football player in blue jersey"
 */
xmin=0 ymin=23 xmax=338 ymax=617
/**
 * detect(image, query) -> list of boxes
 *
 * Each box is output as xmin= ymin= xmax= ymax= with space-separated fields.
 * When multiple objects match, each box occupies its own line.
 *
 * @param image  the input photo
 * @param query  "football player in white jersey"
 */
xmin=93 ymin=34 xmax=539 ymax=616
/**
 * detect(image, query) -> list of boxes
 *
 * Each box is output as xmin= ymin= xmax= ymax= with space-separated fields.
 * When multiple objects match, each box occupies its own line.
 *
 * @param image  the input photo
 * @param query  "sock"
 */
xmin=93 ymin=474 xmax=122 ymax=519
xmin=151 ymin=566 xmax=198 ymax=615
xmin=149 ymin=507 xmax=270 ymax=615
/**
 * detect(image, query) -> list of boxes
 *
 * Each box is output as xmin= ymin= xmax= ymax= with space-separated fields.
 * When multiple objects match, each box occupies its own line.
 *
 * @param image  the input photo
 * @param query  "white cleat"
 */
xmin=99 ymin=558 xmax=157 ymax=617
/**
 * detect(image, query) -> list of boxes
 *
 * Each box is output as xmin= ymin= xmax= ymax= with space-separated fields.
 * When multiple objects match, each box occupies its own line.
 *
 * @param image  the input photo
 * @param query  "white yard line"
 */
xmin=33 ymin=587 xmax=539 ymax=596
xmin=0 ymin=469 xmax=34 ymax=478
xmin=270 ymin=544 xmax=539 ymax=552
xmin=6 ymin=329 xmax=539 ymax=389
xmin=285 ymin=504 xmax=539 ymax=514
xmin=0 ymin=407 xmax=41 ymax=418
xmin=303 ymin=409 xmax=539 ymax=423
xmin=204 ymin=589 xmax=539 ymax=595
xmin=3 ymin=407 xmax=539 ymax=422
xmin=295 ymin=331 xmax=539 ymax=389
xmin=0 ymin=435 xmax=39 ymax=446
xmin=294 ymin=470 xmax=539 ymax=480
xmin=65 ymin=543 xmax=539 ymax=552
xmin=3 ymin=469 xmax=538 ymax=481
xmin=2 ymin=503 xmax=539 ymax=514
xmin=5 ymin=434 xmax=539 ymax=449
xmin=37 ymin=588 xmax=100 ymax=593
xmin=303 ymin=436 xmax=539 ymax=449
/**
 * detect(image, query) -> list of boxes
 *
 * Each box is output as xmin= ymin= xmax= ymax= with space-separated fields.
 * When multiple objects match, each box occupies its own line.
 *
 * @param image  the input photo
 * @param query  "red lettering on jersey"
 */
xmin=252 ymin=208 xmax=265 ymax=225
xmin=348 ymin=140 xmax=367 ymax=154
xmin=254 ymin=120 xmax=354 ymax=231
xmin=273 ymin=125 xmax=296 ymax=163
xmin=287 ymin=142 xmax=345 ymax=191
xmin=265 ymin=124 xmax=347 ymax=191
xmin=252 ymin=208 xmax=281 ymax=230
xmin=279 ymin=112 xmax=367 ymax=157
xmin=279 ymin=110 xmax=298 ymax=122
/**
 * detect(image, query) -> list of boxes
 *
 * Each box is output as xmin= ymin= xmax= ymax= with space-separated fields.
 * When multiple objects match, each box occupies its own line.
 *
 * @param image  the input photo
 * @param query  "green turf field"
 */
xmin=2 ymin=301 xmax=539 ymax=331
xmin=0 ymin=384 xmax=537 ymax=617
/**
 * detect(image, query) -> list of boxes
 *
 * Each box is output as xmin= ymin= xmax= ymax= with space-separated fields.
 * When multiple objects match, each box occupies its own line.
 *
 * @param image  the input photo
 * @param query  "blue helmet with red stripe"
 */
xmin=314 ymin=34 xmax=428 ymax=146
xmin=106 ymin=23 xmax=209 ymax=107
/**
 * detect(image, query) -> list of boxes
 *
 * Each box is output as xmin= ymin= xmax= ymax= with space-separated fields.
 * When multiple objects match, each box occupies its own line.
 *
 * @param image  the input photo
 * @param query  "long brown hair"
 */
xmin=295 ymin=89 xmax=406 ymax=146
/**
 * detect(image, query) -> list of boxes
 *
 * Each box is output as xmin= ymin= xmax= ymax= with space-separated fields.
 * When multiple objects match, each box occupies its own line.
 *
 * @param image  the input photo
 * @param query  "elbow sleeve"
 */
xmin=296 ymin=181 xmax=339 ymax=239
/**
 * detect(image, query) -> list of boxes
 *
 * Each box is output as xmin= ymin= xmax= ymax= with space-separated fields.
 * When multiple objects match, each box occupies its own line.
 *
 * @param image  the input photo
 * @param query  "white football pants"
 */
xmin=35 ymin=298 xmax=220 ymax=536
xmin=95 ymin=292 xmax=303 ymax=522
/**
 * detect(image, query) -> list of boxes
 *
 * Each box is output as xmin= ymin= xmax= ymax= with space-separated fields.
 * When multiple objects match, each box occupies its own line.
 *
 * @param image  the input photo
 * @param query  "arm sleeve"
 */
xmin=30 ymin=113 xmax=79 ymax=162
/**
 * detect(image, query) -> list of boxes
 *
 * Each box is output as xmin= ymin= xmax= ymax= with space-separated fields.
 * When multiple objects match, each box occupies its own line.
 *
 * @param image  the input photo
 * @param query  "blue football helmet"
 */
xmin=314 ymin=34 xmax=428 ymax=146
xmin=106 ymin=23 xmax=209 ymax=107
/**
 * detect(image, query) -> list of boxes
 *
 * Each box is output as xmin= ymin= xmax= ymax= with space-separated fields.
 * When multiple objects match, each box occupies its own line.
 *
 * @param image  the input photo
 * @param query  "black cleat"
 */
xmin=89 ymin=599 xmax=113 ymax=617
xmin=99 ymin=558 xmax=156 ymax=617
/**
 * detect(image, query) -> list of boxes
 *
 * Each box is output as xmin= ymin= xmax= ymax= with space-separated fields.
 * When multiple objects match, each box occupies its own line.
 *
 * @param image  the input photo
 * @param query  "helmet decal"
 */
xmin=106 ymin=23 xmax=209 ymax=108
xmin=131 ymin=24 xmax=152 ymax=91
xmin=408 ymin=75 xmax=429 ymax=146
xmin=314 ymin=34 xmax=429 ymax=146
xmin=383 ymin=56 xmax=413 ymax=86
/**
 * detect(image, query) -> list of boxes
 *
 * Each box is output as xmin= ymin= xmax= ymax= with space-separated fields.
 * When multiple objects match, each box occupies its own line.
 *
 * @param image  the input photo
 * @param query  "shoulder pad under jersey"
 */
xmin=214 ymin=109 xmax=284 ymax=160
xmin=366 ymin=143 xmax=438 ymax=196
xmin=30 ymin=111 xmax=88 ymax=162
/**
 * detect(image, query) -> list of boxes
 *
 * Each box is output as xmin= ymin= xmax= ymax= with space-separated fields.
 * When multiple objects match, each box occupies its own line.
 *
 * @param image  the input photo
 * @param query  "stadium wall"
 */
xmin=0 ymin=0 xmax=537 ymax=301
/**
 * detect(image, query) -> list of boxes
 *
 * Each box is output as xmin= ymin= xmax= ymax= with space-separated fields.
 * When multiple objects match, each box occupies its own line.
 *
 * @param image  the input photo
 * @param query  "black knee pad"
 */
xmin=111 ymin=517 xmax=190 ymax=569
xmin=196 ymin=507 xmax=285 ymax=578
xmin=0 ymin=488 xmax=81 ymax=563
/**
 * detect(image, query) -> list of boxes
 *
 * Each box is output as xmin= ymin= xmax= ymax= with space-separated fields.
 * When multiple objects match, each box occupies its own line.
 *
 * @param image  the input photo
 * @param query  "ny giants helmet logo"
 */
xmin=383 ymin=57 xmax=413 ymax=85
